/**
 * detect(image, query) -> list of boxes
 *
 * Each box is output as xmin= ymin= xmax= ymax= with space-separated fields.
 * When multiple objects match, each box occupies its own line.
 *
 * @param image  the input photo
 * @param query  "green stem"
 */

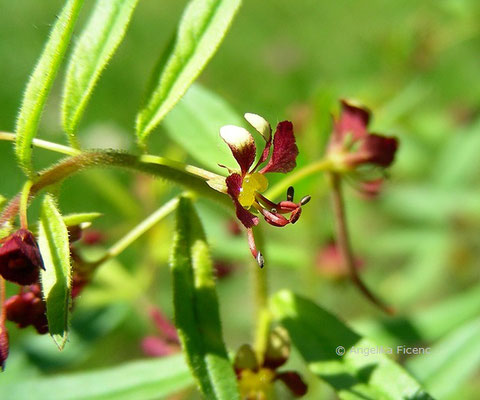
xmin=19 ymin=181 xmax=33 ymax=229
xmin=330 ymin=172 xmax=394 ymax=315
xmin=0 ymin=131 xmax=80 ymax=156
xmin=98 ymin=197 xmax=181 ymax=264
xmin=251 ymin=227 xmax=271 ymax=363
xmin=0 ymin=149 xmax=230 ymax=227
xmin=265 ymin=158 xmax=331 ymax=200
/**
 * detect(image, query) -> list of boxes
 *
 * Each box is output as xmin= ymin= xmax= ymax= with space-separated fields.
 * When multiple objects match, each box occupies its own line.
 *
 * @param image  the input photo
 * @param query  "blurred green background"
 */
xmin=1 ymin=0 xmax=480 ymax=399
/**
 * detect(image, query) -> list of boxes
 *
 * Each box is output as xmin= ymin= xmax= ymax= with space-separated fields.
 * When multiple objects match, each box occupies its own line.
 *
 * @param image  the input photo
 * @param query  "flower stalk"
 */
xmin=0 ymin=149 xmax=229 ymax=228
xmin=329 ymin=172 xmax=394 ymax=314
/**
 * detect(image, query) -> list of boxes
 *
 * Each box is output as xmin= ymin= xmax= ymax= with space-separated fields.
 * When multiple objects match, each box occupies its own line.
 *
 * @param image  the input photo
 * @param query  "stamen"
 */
xmin=300 ymin=195 xmax=311 ymax=205
xmin=287 ymin=186 xmax=294 ymax=201
xmin=256 ymin=252 xmax=265 ymax=268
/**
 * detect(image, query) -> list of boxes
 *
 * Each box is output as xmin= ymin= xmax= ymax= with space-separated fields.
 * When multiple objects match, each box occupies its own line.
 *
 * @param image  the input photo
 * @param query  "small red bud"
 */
xmin=0 ymin=229 xmax=44 ymax=285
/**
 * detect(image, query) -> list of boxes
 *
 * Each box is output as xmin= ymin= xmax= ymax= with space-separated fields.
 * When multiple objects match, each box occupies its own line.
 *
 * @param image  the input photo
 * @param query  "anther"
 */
xmin=256 ymin=252 xmax=265 ymax=268
xmin=287 ymin=186 xmax=294 ymax=201
xmin=300 ymin=195 xmax=311 ymax=205
xmin=271 ymin=208 xmax=277 ymax=213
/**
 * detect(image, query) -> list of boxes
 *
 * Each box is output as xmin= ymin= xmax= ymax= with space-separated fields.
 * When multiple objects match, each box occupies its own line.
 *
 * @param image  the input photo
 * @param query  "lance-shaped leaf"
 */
xmin=136 ymin=0 xmax=242 ymax=147
xmin=15 ymin=0 xmax=84 ymax=176
xmin=0 ymin=354 xmax=193 ymax=400
xmin=38 ymin=194 xmax=72 ymax=350
xmin=62 ymin=0 xmax=139 ymax=145
xmin=163 ymin=84 xmax=243 ymax=173
xmin=270 ymin=290 xmax=433 ymax=400
xmin=171 ymin=196 xmax=240 ymax=399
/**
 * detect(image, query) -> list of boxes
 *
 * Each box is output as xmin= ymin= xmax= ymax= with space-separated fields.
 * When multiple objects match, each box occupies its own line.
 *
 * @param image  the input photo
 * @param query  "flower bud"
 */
xmin=0 ymin=229 xmax=44 ymax=285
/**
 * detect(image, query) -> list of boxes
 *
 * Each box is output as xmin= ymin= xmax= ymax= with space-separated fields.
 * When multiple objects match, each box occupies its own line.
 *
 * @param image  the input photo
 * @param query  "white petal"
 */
xmin=220 ymin=125 xmax=254 ymax=149
xmin=244 ymin=113 xmax=272 ymax=141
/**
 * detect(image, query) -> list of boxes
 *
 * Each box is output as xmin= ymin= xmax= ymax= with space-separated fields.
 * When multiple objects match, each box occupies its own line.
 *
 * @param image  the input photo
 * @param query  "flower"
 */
xmin=0 ymin=229 xmax=44 ymax=285
xmin=315 ymin=241 xmax=363 ymax=280
xmin=234 ymin=327 xmax=307 ymax=399
xmin=141 ymin=307 xmax=180 ymax=357
xmin=327 ymin=100 xmax=398 ymax=172
xmin=5 ymin=284 xmax=48 ymax=334
xmin=217 ymin=113 xmax=311 ymax=267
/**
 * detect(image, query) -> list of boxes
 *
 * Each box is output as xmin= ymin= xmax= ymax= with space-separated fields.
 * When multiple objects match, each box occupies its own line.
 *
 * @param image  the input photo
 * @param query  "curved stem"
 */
xmin=330 ymin=172 xmax=394 ymax=315
xmin=0 ymin=149 xmax=230 ymax=228
xmin=265 ymin=159 xmax=331 ymax=200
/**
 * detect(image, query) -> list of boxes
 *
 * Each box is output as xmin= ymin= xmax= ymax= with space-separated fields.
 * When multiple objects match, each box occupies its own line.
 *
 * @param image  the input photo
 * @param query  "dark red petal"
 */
xmin=220 ymin=125 xmax=257 ymax=175
xmin=275 ymin=371 xmax=308 ymax=397
xmin=0 ymin=320 xmax=8 ymax=371
xmin=0 ymin=229 xmax=43 ymax=285
xmin=5 ymin=287 xmax=48 ymax=334
xmin=358 ymin=134 xmax=398 ymax=167
xmin=260 ymin=121 xmax=298 ymax=174
xmin=226 ymin=174 xmax=259 ymax=229
xmin=150 ymin=308 xmax=179 ymax=343
xmin=141 ymin=336 xmax=178 ymax=357
xmin=333 ymin=100 xmax=371 ymax=142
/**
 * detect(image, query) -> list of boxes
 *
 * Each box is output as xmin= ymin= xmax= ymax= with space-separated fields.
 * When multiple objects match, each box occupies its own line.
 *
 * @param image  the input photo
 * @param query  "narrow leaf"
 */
xmin=38 ymin=194 xmax=72 ymax=349
xmin=163 ymin=84 xmax=243 ymax=173
xmin=136 ymin=0 xmax=242 ymax=147
xmin=62 ymin=212 xmax=103 ymax=227
xmin=15 ymin=0 xmax=84 ymax=175
xmin=62 ymin=0 xmax=139 ymax=144
xmin=407 ymin=317 xmax=480 ymax=399
xmin=270 ymin=290 xmax=433 ymax=400
xmin=171 ymin=196 xmax=240 ymax=399
xmin=0 ymin=354 xmax=192 ymax=400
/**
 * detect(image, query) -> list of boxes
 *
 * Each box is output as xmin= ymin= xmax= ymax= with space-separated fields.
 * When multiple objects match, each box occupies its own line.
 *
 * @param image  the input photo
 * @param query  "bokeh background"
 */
xmin=1 ymin=1 xmax=480 ymax=398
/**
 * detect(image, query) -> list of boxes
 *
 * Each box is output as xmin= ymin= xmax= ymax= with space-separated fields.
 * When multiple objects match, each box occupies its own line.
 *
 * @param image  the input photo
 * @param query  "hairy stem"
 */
xmin=0 ymin=149 xmax=229 ymax=227
xmin=330 ymin=172 xmax=394 ymax=315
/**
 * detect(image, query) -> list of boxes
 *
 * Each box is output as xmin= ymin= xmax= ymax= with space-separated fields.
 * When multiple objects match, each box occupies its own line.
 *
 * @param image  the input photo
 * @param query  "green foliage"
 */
xmin=171 ymin=196 xmax=240 ymax=399
xmin=407 ymin=318 xmax=480 ymax=399
xmin=270 ymin=290 xmax=433 ymax=400
xmin=163 ymin=83 xmax=242 ymax=173
xmin=38 ymin=193 xmax=72 ymax=350
xmin=0 ymin=354 xmax=192 ymax=400
xmin=61 ymin=212 xmax=102 ymax=227
xmin=15 ymin=0 xmax=84 ymax=176
xmin=136 ymin=0 xmax=242 ymax=147
xmin=62 ymin=0 xmax=139 ymax=145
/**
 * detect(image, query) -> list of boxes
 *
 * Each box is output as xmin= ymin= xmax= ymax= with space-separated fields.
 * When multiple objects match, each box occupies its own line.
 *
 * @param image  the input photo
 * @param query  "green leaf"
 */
xmin=270 ymin=290 xmax=433 ymax=400
xmin=0 ymin=354 xmax=193 ymax=400
xmin=171 ymin=196 xmax=240 ymax=399
xmin=62 ymin=0 xmax=139 ymax=145
xmin=136 ymin=0 xmax=242 ymax=147
xmin=15 ymin=0 xmax=84 ymax=176
xmin=62 ymin=212 xmax=102 ymax=227
xmin=38 ymin=194 xmax=72 ymax=350
xmin=407 ymin=318 xmax=480 ymax=399
xmin=163 ymin=84 xmax=242 ymax=173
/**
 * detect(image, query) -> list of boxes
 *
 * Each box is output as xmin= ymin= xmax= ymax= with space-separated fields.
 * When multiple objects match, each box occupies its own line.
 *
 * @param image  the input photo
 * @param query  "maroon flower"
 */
xmin=214 ymin=113 xmax=310 ymax=267
xmin=0 ymin=229 xmax=44 ymax=285
xmin=141 ymin=308 xmax=180 ymax=357
xmin=234 ymin=328 xmax=307 ymax=399
xmin=316 ymin=241 xmax=363 ymax=280
xmin=5 ymin=284 xmax=48 ymax=334
xmin=328 ymin=100 xmax=398 ymax=170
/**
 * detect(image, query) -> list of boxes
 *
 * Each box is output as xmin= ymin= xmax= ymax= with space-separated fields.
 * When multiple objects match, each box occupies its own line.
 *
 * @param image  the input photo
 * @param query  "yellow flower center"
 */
xmin=238 ymin=172 xmax=268 ymax=208
xmin=238 ymin=368 xmax=276 ymax=400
